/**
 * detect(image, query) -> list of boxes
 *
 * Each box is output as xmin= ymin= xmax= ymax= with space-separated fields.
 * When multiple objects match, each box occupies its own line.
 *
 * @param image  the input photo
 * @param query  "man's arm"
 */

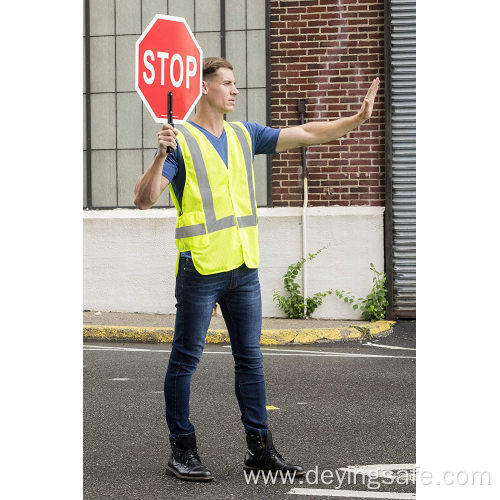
xmin=275 ymin=77 xmax=379 ymax=153
xmin=134 ymin=124 xmax=178 ymax=210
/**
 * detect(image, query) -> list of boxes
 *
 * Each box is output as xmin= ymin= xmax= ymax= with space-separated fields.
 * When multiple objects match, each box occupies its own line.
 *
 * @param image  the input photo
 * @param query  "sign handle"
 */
xmin=167 ymin=92 xmax=174 ymax=153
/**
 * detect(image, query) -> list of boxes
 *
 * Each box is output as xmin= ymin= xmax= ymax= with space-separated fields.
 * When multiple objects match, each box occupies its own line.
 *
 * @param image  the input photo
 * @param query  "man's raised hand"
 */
xmin=158 ymin=124 xmax=179 ymax=157
xmin=357 ymin=77 xmax=380 ymax=123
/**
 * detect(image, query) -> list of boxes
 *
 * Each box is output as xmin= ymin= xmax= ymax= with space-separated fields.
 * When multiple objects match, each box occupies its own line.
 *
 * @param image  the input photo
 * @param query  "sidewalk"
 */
xmin=83 ymin=310 xmax=395 ymax=345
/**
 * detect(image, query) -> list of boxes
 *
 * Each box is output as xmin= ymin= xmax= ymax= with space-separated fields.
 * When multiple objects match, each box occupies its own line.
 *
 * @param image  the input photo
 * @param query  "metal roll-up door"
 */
xmin=385 ymin=0 xmax=416 ymax=318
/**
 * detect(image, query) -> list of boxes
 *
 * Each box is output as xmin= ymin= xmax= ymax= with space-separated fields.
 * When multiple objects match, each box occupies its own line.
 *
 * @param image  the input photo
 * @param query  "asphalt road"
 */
xmin=83 ymin=320 xmax=416 ymax=499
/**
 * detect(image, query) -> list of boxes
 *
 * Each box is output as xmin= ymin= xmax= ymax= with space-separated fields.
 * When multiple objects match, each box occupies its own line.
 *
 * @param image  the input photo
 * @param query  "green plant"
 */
xmin=335 ymin=262 xmax=388 ymax=321
xmin=350 ymin=325 xmax=374 ymax=340
xmin=273 ymin=246 xmax=332 ymax=319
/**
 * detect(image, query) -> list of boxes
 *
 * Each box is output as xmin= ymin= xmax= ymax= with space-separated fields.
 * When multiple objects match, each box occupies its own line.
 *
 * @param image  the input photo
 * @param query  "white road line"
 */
xmin=110 ymin=378 xmax=129 ymax=381
xmin=262 ymin=347 xmax=362 ymax=355
xmin=287 ymin=489 xmax=415 ymax=499
xmin=337 ymin=464 xmax=415 ymax=483
xmin=364 ymin=343 xmax=416 ymax=351
xmin=260 ymin=347 xmax=414 ymax=358
xmin=83 ymin=345 xmax=414 ymax=359
xmin=84 ymin=345 xmax=153 ymax=352
xmin=339 ymin=464 xmax=416 ymax=472
xmin=262 ymin=352 xmax=415 ymax=359
xmin=227 ymin=346 xmax=346 ymax=355
xmin=84 ymin=346 xmax=172 ymax=353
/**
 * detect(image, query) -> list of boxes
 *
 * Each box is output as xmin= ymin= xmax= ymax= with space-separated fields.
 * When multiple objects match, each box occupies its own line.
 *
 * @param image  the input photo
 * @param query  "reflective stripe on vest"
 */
xmin=174 ymin=122 xmax=257 ymax=240
xmin=230 ymin=123 xmax=257 ymax=228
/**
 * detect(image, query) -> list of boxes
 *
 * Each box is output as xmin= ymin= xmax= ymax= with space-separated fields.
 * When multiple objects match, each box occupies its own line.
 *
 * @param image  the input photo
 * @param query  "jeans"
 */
xmin=164 ymin=256 xmax=268 ymax=440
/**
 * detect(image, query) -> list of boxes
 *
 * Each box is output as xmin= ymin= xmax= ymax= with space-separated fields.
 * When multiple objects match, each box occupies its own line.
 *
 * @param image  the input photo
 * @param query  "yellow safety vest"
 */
xmin=169 ymin=121 xmax=259 ymax=276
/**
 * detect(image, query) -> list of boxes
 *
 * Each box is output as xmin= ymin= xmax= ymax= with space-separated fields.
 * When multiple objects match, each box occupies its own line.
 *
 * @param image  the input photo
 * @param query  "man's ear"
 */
xmin=202 ymin=80 xmax=209 ymax=94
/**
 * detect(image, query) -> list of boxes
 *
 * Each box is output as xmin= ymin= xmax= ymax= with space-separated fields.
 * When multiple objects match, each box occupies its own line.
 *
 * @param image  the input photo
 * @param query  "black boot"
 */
xmin=244 ymin=430 xmax=305 ymax=476
xmin=166 ymin=432 xmax=214 ymax=482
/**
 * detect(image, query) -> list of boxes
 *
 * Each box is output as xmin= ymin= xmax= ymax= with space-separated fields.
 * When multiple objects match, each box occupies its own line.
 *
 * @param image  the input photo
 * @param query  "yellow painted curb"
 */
xmin=83 ymin=320 xmax=395 ymax=345
xmin=83 ymin=325 xmax=175 ymax=343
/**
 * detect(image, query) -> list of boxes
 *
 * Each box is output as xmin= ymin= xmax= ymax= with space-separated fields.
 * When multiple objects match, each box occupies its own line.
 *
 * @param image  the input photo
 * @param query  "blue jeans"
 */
xmin=164 ymin=256 xmax=268 ymax=440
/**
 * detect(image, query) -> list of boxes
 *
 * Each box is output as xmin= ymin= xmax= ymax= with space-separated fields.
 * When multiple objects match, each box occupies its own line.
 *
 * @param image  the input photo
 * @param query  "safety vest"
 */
xmin=169 ymin=121 xmax=259 ymax=276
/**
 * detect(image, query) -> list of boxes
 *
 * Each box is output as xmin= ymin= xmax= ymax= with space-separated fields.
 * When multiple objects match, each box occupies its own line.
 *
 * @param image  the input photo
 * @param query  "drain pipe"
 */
xmin=298 ymin=99 xmax=308 ymax=318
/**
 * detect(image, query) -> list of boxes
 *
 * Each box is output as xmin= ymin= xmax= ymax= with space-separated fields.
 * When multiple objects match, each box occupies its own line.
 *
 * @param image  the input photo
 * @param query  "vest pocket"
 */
xmin=175 ymin=211 xmax=209 ymax=252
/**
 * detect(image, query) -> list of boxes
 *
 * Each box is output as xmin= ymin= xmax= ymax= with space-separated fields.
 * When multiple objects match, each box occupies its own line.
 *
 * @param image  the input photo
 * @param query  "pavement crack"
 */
xmin=290 ymin=330 xmax=302 ymax=344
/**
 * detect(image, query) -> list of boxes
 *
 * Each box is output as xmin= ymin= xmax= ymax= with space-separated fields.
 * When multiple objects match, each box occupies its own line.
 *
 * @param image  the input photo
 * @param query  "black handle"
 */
xmin=167 ymin=91 xmax=174 ymax=154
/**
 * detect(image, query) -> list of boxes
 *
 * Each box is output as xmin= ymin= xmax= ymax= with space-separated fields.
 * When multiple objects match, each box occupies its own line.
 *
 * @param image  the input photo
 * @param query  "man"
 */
xmin=134 ymin=57 xmax=379 ymax=482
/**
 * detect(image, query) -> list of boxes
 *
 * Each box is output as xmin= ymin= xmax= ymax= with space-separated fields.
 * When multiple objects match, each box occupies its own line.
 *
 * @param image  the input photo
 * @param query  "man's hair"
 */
xmin=203 ymin=57 xmax=233 ymax=80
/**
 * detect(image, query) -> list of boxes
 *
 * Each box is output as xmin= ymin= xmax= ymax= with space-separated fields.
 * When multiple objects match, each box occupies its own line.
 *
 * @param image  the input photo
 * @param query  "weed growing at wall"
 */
xmin=273 ymin=246 xmax=332 ymax=319
xmin=335 ymin=263 xmax=388 ymax=321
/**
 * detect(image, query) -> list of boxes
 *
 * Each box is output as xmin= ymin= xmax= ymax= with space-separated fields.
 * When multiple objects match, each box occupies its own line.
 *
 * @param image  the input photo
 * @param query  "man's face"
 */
xmin=202 ymin=67 xmax=239 ymax=114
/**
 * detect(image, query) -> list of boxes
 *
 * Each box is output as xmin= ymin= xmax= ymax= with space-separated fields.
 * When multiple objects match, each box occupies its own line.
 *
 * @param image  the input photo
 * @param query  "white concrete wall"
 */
xmin=83 ymin=206 xmax=384 ymax=319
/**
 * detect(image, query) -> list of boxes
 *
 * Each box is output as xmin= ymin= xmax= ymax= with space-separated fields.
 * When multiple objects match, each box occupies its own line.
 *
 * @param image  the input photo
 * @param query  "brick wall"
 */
xmin=269 ymin=0 xmax=385 ymax=207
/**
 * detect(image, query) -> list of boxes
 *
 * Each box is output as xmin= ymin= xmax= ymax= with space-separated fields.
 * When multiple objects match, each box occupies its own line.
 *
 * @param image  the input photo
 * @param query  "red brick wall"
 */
xmin=269 ymin=0 xmax=385 ymax=207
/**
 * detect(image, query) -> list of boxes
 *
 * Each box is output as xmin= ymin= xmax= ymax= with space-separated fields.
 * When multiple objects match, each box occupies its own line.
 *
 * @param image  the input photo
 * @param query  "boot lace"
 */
xmin=267 ymin=444 xmax=285 ymax=462
xmin=182 ymin=449 xmax=202 ymax=464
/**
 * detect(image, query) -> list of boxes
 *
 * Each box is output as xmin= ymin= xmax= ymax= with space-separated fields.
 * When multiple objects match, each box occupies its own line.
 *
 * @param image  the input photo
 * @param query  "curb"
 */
xmin=83 ymin=320 xmax=396 ymax=345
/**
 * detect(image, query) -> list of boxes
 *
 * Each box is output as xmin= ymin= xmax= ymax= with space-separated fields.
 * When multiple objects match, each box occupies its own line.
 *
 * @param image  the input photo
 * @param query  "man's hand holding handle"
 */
xmin=157 ymin=124 xmax=178 ymax=157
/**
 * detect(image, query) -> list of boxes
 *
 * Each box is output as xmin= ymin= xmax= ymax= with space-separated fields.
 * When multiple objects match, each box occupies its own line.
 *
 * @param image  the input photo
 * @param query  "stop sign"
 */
xmin=135 ymin=15 xmax=203 ymax=123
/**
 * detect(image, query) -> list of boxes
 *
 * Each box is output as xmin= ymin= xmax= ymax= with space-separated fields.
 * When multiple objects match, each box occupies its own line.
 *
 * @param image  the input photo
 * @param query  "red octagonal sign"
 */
xmin=135 ymin=15 xmax=203 ymax=123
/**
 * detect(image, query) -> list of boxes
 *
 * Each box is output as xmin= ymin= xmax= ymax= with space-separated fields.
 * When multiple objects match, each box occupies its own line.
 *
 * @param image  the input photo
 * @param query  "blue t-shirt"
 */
xmin=162 ymin=121 xmax=281 ymax=259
